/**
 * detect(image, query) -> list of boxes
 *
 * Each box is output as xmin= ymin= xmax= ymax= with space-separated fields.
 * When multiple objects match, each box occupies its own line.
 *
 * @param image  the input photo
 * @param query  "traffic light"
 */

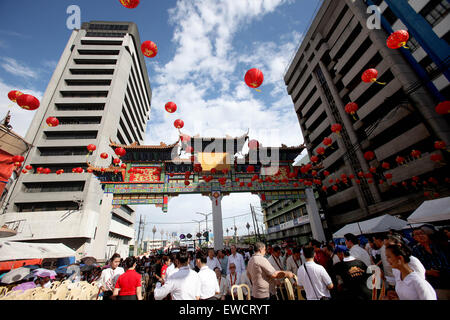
xmin=203 ymin=231 xmax=209 ymax=242
xmin=180 ymin=234 xmax=185 ymax=240
xmin=187 ymin=233 xmax=192 ymax=239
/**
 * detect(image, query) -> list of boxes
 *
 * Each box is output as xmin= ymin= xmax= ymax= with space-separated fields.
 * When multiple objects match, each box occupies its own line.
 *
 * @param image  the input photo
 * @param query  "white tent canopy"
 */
xmin=0 ymin=241 xmax=76 ymax=262
xmin=333 ymin=214 xmax=408 ymax=238
xmin=407 ymin=196 xmax=450 ymax=224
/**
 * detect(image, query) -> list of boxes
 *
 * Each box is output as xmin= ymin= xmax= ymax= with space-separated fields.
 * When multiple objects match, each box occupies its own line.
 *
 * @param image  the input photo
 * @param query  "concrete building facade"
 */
xmin=284 ymin=0 xmax=449 ymax=232
xmin=0 ymin=21 xmax=152 ymax=261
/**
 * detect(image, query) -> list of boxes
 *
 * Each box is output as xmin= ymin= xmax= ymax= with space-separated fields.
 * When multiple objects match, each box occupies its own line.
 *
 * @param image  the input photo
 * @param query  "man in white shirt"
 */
xmin=267 ymin=246 xmax=285 ymax=298
xmin=344 ymin=233 xmax=372 ymax=267
xmin=98 ymin=253 xmax=124 ymax=300
xmin=226 ymin=263 xmax=241 ymax=298
xmin=297 ymin=246 xmax=334 ymax=300
xmin=154 ymin=251 xmax=201 ymax=300
xmin=206 ymin=248 xmax=222 ymax=271
xmin=227 ymin=245 xmax=246 ymax=275
xmin=196 ymin=252 xmax=220 ymax=300
xmin=166 ymin=255 xmax=179 ymax=279
xmin=286 ymin=247 xmax=302 ymax=275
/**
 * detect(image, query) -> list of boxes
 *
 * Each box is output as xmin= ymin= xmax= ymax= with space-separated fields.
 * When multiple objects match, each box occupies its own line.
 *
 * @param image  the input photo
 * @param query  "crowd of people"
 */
xmin=94 ymin=225 xmax=449 ymax=301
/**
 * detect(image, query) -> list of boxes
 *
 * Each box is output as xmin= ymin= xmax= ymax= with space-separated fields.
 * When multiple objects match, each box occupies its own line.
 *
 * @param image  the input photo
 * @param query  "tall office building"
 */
xmin=0 ymin=21 xmax=152 ymax=260
xmin=284 ymin=1 xmax=449 ymax=231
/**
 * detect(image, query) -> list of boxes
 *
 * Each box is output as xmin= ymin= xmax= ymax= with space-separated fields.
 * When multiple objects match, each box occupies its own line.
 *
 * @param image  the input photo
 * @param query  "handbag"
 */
xmin=303 ymin=264 xmax=330 ymax=300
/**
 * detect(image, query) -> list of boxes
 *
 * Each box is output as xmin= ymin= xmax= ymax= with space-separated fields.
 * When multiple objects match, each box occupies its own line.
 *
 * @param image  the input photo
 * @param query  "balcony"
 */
xmin=327 ymin=186 xmax=357 ymax=207
xmin=309 ymin=118 xmax=330 ymax=142
xmin=349 ymin=59 xmax=389 ymax=102
xmin=357 ymin=81 xmax=403 ymax=120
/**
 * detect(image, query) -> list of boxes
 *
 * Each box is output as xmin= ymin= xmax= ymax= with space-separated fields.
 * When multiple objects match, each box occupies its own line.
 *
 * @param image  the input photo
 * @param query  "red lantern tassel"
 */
xmin=375 ymin=81 xmax=387 ymax=85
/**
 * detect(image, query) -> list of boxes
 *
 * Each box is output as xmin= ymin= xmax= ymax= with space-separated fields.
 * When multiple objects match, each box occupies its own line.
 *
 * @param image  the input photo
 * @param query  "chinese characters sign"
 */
xmin=129 ymin=167 xmax=161 ymax=183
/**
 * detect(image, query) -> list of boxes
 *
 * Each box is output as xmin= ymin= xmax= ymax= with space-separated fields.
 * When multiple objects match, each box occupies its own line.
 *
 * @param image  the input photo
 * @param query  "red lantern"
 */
xmin=211 ymin=168 xmax=217 ymax=174
xmin=349 ymin=174 xmax=355 ymax=180
xmin=369 ymin=167 xmax=377 ymax=174
xmin=240 ymin=182 xmax=245 ymax=187
xmin=362 ymin=68 xmax=385 ymax=85
xmin=113 ymin=158 xmax=121 ymax=165
xmin=248 ymin=140 xmax=260 ymax=151
xmin=402 ymin=181 xmax=408 ymax=187
xmin=12 ymin=155 xmax=25 ymax=163
xmin=396 ymin=156 xmax=405 ymax=165
xmin=379 ymin=180 xmax=384 ymax=185
xmin=87 ymin=144 xmax=96 ymax=153
xmin=385 ymin=173 xmax=393 ymax=180
xmin=412 ymin=176 xmax=420 ymax=182
xmin=433 ymin=192 xmax=440 ymax=198
xmin=323 ymin=137 xmax=333 ymax=147
xmin=341 ymin=174 xmax=347 ymax=180
xmin=246 ymin=165 xmax=255 ymax=173
xmin=141 ymin=41 xmax=158 ymax=58
xmin=113 ymin=169 xmax=119 ymax=174
xmin=119 ymin=0 xmax=140 ymax=9
xmin=121 ymin=164 xmax=127 ymax=169
xmin=251 ymin=174 xmax=259 ymax=182
xmin=311 ymin=170 xmax=318 ymax=177
xmin=322 ymin=186 xmax=328 ymax=192
xmin=434 ymin=141 xmax=446 ymax=150
xmin=87 ymin=169 xmax=93 ymax=173
xmin=430 ymin=153 xmax=443 ymax=163
xmin=184 ymin=180 xmax=190 ymax=186
xmin=261 ymin=194 xmax=266 ymax=201
xmin=46 ymin=117 xmax=59 ymax=127
xmin=43 ymin=168 xmax=51 ymax=174
xmin=387 ymin=30 xmax=409 ymax=49
xmin=100 ymin=153 xmax=108 ymax=159
xmin=174 ymin=119 xmax=184 ymax=129
xmin=21 ymin=169 xmax=27 ymax=174
xmin=16 ymin=94 xmax=40 ymax=111
xmin=328 ymin=179 xmax=334 ymax=184
xmin=247 ymin=182 xmax=253 ymax=188
xmin=364 ymin=151 xmax=375 ymax=161
xmin=165 ymin=102 xmax=177 ymax=113
xmin=424 ymin=191 xmax=431 ymax=197
xmin=311 ymin=156 xmax=319 ymax=163
xmin=345 ymin=102 xmax=358 ymax=120
xmin=332 ymin=185 xmax=338 ymax=192
xmin=293 ymin=183 xmax=299 ymax=187
xmin=331 ymin=124 xmax=342 ymax=135
xmin=411 ymin=150 xmax=421 ymax=158
xmin=323 ymin=170 xmax=330 ymax=177
xmin=235 ymin=178 xmax=240 ymax=183
xmin=8 ymin=90 xmax=23 ymax=103
xmin=435 ymin=101 xmax=450 ymax=115
xmin=428 ymin=177 xmax=438 ymax=185
xmin=244 ymin=68 xmax=264 ymax=90
xmin=381 ymin=162 xmax=390 ymax=170
xmin=316 ymin=147 xmax=325 ymax=155
xmin=367 ymin=179 xmax=374 ymax=184
xmin=56 ymin=169 xmax=63 ymax=175
xmin=115 ymin=147 xmax=126 ymax=157
xmin=365 ymin=172 xmax=373 ymax=179
xmin=25 ymin=165 xmax=32 ymax=170
xmin=258 ymin=179 xmax=263 ymax=183
xmin=36 ymin=167 xmax=44 ymax=174
xmin=358 ymin=171 xmax=364 ymax=178
xmin=355 ymin=179 xmax=361 ymax=185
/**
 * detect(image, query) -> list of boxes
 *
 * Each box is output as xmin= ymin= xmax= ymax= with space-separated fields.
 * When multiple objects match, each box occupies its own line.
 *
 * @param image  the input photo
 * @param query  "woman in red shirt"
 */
xmin=113 ymin=257 xmax=143 ymax=300
xmin=156 ymin=256 xmax=171 ymax=283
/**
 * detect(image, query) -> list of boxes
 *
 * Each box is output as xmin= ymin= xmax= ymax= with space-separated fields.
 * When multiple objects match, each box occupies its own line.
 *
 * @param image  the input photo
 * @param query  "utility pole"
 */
xmin=136 ymin=214 xmax=143 ymax=254
xmin=140 ymin=215 xmax=146 ymax=252
xmin=196 ymin=212 xmax=212 ymax=233
xmin=250 ymin=204 xmax=259 ymax=242
xmin=192 ymin=219 xmax=202 ymax=246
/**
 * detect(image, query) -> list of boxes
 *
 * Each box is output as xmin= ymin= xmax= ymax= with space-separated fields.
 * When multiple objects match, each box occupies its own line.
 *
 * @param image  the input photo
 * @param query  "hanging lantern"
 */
xmin=331 ymin=124 xmax=342 ymax=135
xmin=293 ymin=183 xmax=299 ymax=188
xmin=43 ymin=168 xmax=51 ymax=174
xmin=323 ymin=137 xmax=333 ymax=147
xmin=86 ymin=168 xmax=93 ymax=173
xmin=261 ymin=194 xmax=266 ymax=201
xmin=332 ymin=185 xmax=338 ymax=191
xmin=367 ymin=179 xmax=374 ymax=184
xmin=258 ymin=178 xmax=263 ymax=184
xmin=87 ymin=144 xmax=96 ymax=154
xmin=430 ymin=153 xmax=443 ymax=163
xmin=184 ymin=180 xmax=190 ymax=186
xmin=244 ymin=68 xmax=264 ymax=91
xmin=323 ymin=171 xmax=330 ymax=178
xmin=246 ymin=165 xmax=255 ymax=173
xmin=381 ymin=162 xmax=390 ymax=170
xmin=8 ymin=90 xmax=23 ymax=103
xmin=355 ymin=179 xmax=361 ymax=185
xmin=165 ymin=102 xmax=177 ymax=113
xmin=120 ymin=163 xmax=127 ymax=169
xmin=316 ymin=147 xmax=325 ymax=155
xmin=348 ymin=174 xmax=355 ymax=180
xmin=314 ymin=179 xmax=322 ymax=185
xmin=235 ymin=178 xmax=240 ymax=183
xmin=358 ymin=171 xmax=364 ymax=178
xmin=322 ymin=186 xmax=328 ymax=192
xmin=311 ymin=156 xmax=319 ymax=163
xmin=345 ymin=102 xmax=359 ymax=120
xmin=141 ymin=40 xmax=158 ymax=58
xmin=428 ymin=177 xmax=438 ymax=185
xmin=115 ymin=147 xmax=126 ymax=157
xmin=384 ymin=173 xmax=393 ymax=180
xmin=328 ymin=179 xmax=334 ymax=184
xmin=402 ymin=181 xmax=408 ymax=187
xmin=248 ymin=140 xmax=260 ymax=150
xmin=424 ymin=191 xmax=431 ymax=198
xmin=412 ymin=176 xmax=420 ymax=182
xmin=25 ymin=165 xmax=32 ymax=170
xmin=36 ymin=167 xmax=44 ymax=174
xmin=211 ymin=168 xmax=217 ymax=174
xmin=396 ymin=156 xmax=405 ymax=165
xmin=16 ymin=94 xmax=40 ymax=110
xmin=247 ymin=182 xmax=253 ymax=188
xmin=387 ymin=30 xmax=409 ymax=49
xmin=21 ymin=169 xmax=27 ymax=174
xmin=311 ymin=170 xmax=318 ymax=177
xmin=113 ymin=158 xmax=121 ymax=165
xmin=46 ymin=117 xmax=59 ymax=127
xmin=100 ymin=153 xmax=108 ymax=159
xmin=369 ymin=167 xmax=377 ymax=174
xmin=364 ymin=151 xmax=375 ymax=161
xmin=379 ymin=180 xmax=384 ymax=185
xmin=12 ymin=155 xmax=25 ymax=163
xmin=391 ymin=182 xmax=398 ymax=187
xmin=340 ymin=174 xmax=347 ymax=180
xmin=434 ymin=141 xmax=446 ymax=150
xmin=365 ymin=172 xmax=373 ymax=179
xmin=435 ymin=101 xmax=450 ymax=115
xmin=239 ymin=182 xmax=245 ymax=187
xmin=362 ymin=68 xmax=386 ymax=85
xmin=184 ymin=171 xmax=191 ymax=179
xmin=119 ymin=0 xmax=140 ymax=9
xmin=174 ymin=119 xmax=184 ymax=129
xmin=411 ymin=150 xmax=421 ymax=159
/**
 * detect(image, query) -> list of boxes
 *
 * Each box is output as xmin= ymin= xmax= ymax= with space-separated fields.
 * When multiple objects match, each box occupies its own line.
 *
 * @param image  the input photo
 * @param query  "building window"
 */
xmin=55 ymin=103 xmax=105 ymax=111
xmin=38 ymin=147 xmax=88 ymax=156
xmin=60 ymin=91 xmax=109 ymax=98
xmin=57 ymin=117 xmax=102 ymax=125
xmin=111 ymin=213 xmax=132 ymax=227
xmin=15 ymin=201 xmax=80 ymax=212
xmin=44 ymin=131 xmax=98 ymax=140
xmin=23 ymin=182 xmax=85 ymax=193
xmin=420 ymin=0 xmax=450 ymax=27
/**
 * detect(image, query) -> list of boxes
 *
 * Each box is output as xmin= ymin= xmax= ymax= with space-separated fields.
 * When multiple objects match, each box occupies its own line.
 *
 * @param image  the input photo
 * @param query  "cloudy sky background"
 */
xmin=0 ymin=0 xmax=322 ymax=240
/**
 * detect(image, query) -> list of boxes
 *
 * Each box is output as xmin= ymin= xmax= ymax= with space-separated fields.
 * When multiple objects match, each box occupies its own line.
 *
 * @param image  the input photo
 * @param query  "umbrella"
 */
xmin=0 ymin=267 xmax=33 ymax=284
xmin=12 ymin=281 xmax=36 ymax=292
xmin=80 ymin=263 xmax=100 ymax=272
xmin=55 ymin=266 xmax=69 ymax=274
xmin=33 ymin=268 xmax=57 ymax=279
xmin=23 ymin=265 xmax=40 ymax=270
xmin=80 ymin=256 xmax=97 ymax=265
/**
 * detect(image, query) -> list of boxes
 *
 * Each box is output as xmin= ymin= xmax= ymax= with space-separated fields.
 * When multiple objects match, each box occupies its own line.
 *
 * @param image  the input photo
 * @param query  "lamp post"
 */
xmin=246 ymin=222 xmax=250 ymax=236
xmin=234 ymin=225 xmax=237 ymax=244
xmin=152 ymin=226 xmax=156 ymax=250
xmin=196 ymin=212 xmax=212 ymax=237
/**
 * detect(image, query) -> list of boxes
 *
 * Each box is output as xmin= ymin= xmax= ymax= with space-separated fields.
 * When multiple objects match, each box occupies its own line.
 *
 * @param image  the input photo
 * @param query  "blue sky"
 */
xmin=0 ymin=0 xmax=322 ymax=239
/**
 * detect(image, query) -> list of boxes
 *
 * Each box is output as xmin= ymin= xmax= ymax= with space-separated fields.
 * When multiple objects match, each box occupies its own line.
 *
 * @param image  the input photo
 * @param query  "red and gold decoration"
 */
xmin=323 ymin=137 xmax=333 ymax=147
xmin=165 ymin=102 xmax=177 ymax=113
xmin=387 ymin=30 xmax=409 ymax=49
xmin=435 ymin=101 xmax=450 ymax=115
xmin=244 ymin=68 xmax=264 ymax=92
xmin=362 ymin=68 xmax=386 ymax=85
xmin=345 ymin=102 xmax=358 ymax=120
xmin=46 ymin=117 xmax=59 ymax=127
xmin=364 ymin=151 xmax=375 ymax=161
xmin=115 ymin=147 xmax=126 ymax=158
xmin=174 ymin=119 xmax=184 ymax=129
xmin=119 ymin=0 xmax=140 ymax=9
xmin=141 ymin=40 xmax=158 ymax=58
xmin=331 ymin=124 xmax=342 ymax=136
xmin=16 ymin=94 xmax=40 ymax=111
xmin=8 ymin=90 xmax=23 ymax=103
xmin=410 ymin=149 xmax=421 ymax=159
xmin=100 ymin=153 xmax=108 ymax=159
xmin=129 ymin=167 xmax=161 ymax=183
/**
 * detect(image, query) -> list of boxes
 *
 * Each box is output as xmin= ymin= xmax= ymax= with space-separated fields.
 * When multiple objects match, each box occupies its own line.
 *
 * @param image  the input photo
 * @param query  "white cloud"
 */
xmin=0 ymin=78 xmax=42 ymax=138
xmin=0 ymin=57 xmax=39 ymax=79
xmin=139 ymin=0 xmax=304 ymax=235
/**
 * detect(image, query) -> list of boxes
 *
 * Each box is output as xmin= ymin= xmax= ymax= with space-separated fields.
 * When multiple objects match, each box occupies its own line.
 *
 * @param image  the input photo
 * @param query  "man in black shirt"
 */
xmin=333 ymin=249 xmax=372 ymax=300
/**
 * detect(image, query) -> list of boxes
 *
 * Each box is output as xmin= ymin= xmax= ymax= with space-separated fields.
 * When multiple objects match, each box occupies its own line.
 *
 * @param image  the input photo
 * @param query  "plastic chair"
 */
xmin=231 ymin=284 xmax=251 ymax=300
xmin=0 ymin=286 xmax=9 ymax=298
xmin=283 ymin=278 xmax=296 ymax=300
xmin=293 ymin=275 xmax=305 ymax=300
xmin=50 ymin=281 xmax=61 ymax=290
